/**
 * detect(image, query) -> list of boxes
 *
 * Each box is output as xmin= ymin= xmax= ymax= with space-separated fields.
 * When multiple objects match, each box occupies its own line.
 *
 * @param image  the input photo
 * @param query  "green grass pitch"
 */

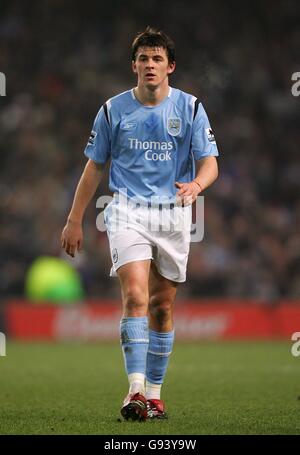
xmin=0 ymin=340 xmax=299 ymax=434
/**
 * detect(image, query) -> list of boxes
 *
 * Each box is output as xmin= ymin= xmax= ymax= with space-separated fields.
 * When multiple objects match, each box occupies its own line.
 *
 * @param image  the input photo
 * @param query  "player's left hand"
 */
xmin=175 ymin=181 xmax=202 ymax=206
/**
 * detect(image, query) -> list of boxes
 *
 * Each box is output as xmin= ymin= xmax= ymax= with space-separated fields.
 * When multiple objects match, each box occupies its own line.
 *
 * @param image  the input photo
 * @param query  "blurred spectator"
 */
xmin=0 ymin=0 xmax=300 ymax=301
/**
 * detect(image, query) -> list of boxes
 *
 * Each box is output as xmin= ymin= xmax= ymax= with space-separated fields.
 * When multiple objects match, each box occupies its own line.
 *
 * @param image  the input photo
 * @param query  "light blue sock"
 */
xmin=146 ymin=329 xmax=175 ymax=384
xmin=120 ymin=317 xmax=149 ymax=375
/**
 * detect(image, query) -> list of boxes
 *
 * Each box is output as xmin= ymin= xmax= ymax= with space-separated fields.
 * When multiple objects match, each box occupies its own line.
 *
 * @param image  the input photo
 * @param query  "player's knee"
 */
xmin=149 ymin=297 xmax=172 ymax=323
xmin=123 ymin=286 xmax=148 ymax=315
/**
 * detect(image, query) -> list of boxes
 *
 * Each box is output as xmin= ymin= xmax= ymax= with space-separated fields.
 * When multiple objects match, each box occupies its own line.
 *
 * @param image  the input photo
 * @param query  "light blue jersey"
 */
xmin=84 ymin=87 xmax=219 ymax=203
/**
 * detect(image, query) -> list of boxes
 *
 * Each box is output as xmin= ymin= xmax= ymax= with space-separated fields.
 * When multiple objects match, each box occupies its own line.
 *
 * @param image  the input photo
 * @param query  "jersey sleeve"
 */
xmin=84 ymin=105 xmax=111 ymax=164
xmin=191 ymin=102 xmax=219 ymax=160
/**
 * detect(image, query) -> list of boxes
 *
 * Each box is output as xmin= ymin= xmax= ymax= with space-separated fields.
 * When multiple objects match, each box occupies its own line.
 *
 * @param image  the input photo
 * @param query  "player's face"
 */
xmin=132 ymin=46 xmax=175 ymax=89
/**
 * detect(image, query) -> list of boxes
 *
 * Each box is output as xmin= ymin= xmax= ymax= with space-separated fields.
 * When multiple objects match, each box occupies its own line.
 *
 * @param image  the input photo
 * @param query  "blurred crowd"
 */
xmin=0 ymin=0 xmax=300 ymax=301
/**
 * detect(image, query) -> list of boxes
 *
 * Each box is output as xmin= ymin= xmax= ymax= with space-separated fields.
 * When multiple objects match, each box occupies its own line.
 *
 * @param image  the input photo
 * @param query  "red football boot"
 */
xmin=147 ymin=399 xmax=168 ymax=419
xmin=121 ymin=392 xmax=148 ymax=421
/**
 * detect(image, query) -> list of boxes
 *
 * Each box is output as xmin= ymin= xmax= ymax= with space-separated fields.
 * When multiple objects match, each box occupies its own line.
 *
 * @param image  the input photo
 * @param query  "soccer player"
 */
xmin=61 ymin=27 xmax=219 ymax=421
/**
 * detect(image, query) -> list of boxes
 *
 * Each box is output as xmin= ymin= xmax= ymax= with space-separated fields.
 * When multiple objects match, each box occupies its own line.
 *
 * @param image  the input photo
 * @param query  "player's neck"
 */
xmin=134 ymin=83 xmax=170 ymax=107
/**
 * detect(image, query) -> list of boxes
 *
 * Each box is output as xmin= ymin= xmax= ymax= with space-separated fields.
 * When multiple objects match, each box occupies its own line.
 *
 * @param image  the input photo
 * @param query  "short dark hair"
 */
xmin=131 ymin=26 xmax=176 ymax=63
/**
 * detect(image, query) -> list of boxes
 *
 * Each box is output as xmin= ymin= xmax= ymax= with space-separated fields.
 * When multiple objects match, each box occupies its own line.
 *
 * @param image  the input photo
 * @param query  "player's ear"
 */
xmin=167 ymin=61 xmax=176 ymax=75
xmin=132 ymin=60 xmax=137 ymax=74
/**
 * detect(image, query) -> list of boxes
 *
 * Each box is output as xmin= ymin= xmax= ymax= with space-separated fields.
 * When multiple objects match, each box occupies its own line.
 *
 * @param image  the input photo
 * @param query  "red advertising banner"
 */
xmin=4 ymin=300 xmax=300 ymax=341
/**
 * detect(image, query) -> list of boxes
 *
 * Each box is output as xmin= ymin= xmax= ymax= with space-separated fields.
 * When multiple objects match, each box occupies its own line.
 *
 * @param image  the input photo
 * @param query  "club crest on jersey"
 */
xmin=167 ymin=118 xmax=181 ymax=136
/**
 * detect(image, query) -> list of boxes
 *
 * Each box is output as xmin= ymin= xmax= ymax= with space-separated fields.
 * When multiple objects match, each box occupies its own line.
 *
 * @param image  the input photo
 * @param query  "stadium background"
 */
xmin=0 ymin=0 xmax=300 ymax=435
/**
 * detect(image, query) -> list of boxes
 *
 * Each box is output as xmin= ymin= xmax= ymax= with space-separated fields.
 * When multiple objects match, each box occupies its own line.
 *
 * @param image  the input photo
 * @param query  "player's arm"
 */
xmin=175 ymin=156 xmax=218 ymax=204
xmin=61 ymin=159 xmax=105 ymax=257
xmin=61 ymin=103 xmax=111 ymax=257
xmin=176 ymin=101 xmax=219 ymax=205
xmin=194 ymin=155 xmax=218 ymax=190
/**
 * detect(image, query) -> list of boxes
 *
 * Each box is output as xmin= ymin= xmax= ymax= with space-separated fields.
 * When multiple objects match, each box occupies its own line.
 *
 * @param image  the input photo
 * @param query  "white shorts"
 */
xmin=103 ymin=197 xmax=192 ymax=283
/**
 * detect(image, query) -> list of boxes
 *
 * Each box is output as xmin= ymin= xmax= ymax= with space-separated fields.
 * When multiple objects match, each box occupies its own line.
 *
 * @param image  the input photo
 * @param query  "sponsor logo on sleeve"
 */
xmin=205 ymin=128 xmax=216 ymax=143
xmin=88 ymin=130 xmax=97 ymax=145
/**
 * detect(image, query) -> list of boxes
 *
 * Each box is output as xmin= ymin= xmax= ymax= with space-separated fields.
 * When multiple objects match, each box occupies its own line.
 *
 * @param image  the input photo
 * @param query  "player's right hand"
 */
xmin=61 ymin=219 xmax=83 ymax=258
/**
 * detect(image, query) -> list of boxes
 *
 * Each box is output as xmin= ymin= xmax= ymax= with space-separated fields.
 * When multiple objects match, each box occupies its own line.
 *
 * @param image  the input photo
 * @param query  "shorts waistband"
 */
xmin=113 ymin=193 xmax=182 ymax=209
